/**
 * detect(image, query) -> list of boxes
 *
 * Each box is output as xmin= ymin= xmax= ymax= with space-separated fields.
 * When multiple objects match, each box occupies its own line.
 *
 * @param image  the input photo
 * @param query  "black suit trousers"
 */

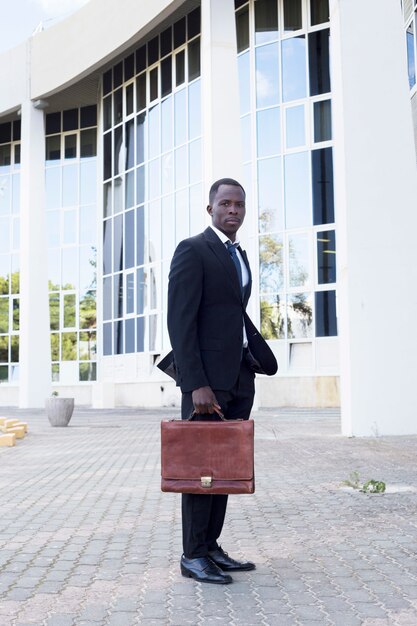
xmin=181 ymin=357 xmax=255 ymax=558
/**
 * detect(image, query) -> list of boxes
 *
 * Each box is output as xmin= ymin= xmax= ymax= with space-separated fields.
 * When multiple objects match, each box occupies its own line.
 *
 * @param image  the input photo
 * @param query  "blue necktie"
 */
xmin=227 ymin=241 xmax=243 ymax=293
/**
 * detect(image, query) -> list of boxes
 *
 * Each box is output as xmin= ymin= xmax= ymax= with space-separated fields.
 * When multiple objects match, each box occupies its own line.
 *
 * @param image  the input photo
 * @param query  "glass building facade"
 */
xmin=0 ymin=121 xmax=21 ymax=383
xmin=101 ymin=7 xmax=203 ymax=358
xmin=236 ymin=0 xmax=335 ymax=370
xmin=45 ymin=106 xmax=98 ymax=383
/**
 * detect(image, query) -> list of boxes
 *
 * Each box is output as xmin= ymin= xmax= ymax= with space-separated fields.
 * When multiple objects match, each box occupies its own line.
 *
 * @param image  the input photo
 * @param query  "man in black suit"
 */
xmin=167 ymin=178 xmax=275 ymax=584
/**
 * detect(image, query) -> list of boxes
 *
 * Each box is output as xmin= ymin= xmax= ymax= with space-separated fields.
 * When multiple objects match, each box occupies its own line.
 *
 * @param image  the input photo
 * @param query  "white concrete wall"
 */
xmin=331 ymin=0 xmax=417 ymax=435
xmin=0 ymin=42 xmax=27 ymax=115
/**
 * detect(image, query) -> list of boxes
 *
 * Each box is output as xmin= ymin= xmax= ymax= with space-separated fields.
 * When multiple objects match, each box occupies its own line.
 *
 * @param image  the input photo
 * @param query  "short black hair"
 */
xmin=208 ymin=178 xmax=246 ymax=205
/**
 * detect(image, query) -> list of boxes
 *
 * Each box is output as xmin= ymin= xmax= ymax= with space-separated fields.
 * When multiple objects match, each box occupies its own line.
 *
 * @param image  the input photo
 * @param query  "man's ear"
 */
xmin=206 ymin=205 xmax=212 ymax=216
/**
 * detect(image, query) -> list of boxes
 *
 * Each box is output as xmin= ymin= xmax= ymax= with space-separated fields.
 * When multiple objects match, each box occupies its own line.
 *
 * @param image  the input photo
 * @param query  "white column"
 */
xmin=331 ymin=0 xmax=417 ymax=435
xmin=200 ymin=0 xmax=244 ymax=192
xmin=19 ymin=97 xmax=51 ymax=407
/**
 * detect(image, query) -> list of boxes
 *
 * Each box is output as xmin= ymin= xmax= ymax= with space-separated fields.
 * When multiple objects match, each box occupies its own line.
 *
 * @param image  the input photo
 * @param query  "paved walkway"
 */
xmin=1 ymin=406 xmax=417 ymax=626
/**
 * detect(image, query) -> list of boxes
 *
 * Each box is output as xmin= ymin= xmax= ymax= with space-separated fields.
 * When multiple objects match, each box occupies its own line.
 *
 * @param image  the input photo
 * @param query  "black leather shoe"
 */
xmin=208 ymin=547 xmax=256 ymax=572
xmin=180 ymin=555 xmax=233 ymax=584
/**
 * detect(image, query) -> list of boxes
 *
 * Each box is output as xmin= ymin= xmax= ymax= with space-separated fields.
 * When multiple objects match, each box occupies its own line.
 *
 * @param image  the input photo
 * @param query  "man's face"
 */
xmin=207 ymin=184 xmax=246 ymax=242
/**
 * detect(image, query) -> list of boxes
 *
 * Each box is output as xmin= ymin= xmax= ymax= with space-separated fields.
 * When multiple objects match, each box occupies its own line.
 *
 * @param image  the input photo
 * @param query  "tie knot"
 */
xmin=227 ymin=241 xmax=237 ymax=255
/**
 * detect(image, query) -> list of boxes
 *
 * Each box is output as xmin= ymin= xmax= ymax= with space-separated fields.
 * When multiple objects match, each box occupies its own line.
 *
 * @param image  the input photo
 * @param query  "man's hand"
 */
xmin=192 ymin=386 xmax=222 ymax=415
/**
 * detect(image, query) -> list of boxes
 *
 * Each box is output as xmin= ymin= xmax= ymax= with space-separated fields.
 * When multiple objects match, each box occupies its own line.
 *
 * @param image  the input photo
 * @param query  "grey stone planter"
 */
xmin=45 ymin=397 xmax=74 ymax=427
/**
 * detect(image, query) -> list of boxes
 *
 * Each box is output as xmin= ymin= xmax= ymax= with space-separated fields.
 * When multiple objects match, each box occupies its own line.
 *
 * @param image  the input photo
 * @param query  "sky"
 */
xmin=0 ymin=0 xmax=90 ymax=54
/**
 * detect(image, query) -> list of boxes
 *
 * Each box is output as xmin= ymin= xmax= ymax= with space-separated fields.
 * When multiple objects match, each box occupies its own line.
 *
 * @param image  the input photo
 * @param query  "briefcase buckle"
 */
xmin=200 ymin=476 xmax=212 ymax=488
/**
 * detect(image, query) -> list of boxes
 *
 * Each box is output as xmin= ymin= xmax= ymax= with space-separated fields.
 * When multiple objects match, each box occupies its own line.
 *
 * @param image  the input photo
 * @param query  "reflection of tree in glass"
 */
xmin=260 ymin=297 xmax=284 ymax=340
xmin=287 ymin=294 xmax=312 ymax=339
xmin=0 ymin=271 xmax=20 ymax=296
xmin=258 ymin=212 xmax=283 ymax=294
xmin=0 ymin=298 xmax=8 ymax=333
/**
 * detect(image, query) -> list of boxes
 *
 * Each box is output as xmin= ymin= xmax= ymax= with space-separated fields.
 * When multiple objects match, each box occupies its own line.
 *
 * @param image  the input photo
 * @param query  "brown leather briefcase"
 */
xmin=161 ymin=417 xmax=255 ymax=495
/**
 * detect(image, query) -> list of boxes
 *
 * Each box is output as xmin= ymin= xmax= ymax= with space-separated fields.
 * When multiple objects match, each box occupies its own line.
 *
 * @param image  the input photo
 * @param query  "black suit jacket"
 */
xmin=167 ymin=227 xmax=252 ymax=393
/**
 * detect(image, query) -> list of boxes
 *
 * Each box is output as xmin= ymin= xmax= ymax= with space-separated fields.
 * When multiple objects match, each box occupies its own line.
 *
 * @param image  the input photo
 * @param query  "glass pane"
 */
xmin=175 ymin=189 xmax=188 ymax=243
xmin=103 ymin=96 xmax=112 ymax=132
xmin=241 ymin=115 xmax=251 ymax=163
xmin=175 ymin=89 xmax=187 ymax=146
xmin=63 ymin=293 xmax=76 ymax=327
xmin=126 ymin=273 xmax=135 ymax=315
xmin=284 ymin=152 xmax=310 ymax=229
xmin=79 ymin=332 xmax=96 ymax=360
xmin=260 ymin=294 xmax=285 ymax=339
xmin=103 ymin=322 xmax=112 ymax=355
xmin=150 ymin=67 xmax=159 ymax=102
xmin=317 ymin=230 xmax=336 ymax=284
xmin=259 ymin=234 xmax=284 ymax=292
xmin=149 ymin=200 xmax=161 ymax=262
xmin=136 ymin=112 xmax=146 ymax=164
xmin=79 ymin=290 xmax=96 ymax=330
xmin=136 ymin=73 xmax=147 ymax=111
xmin=80 ymin=160 xmax=97 ymax=205
xmin=136 ymin=165 xmax=145 ymax=204
xmin=313 ymin=100 xmax=332 ymax=142
xmin=103 ymin=276 xmax=112 ymax=321
xmin=12 ymin=217 xmax=19 ymax=251
xmin=310 ymin=0 xmax=329 ymax=25
xmin=175 ymin=146 xmax=187 ymax=189
xmin=126 ymin=82 xmax=134 ymax=116
xmin=288 ymin=233 xmax=310 ymax=288
xmin=162 ymin=96 xmax=173 ymax=152
xmin=286 ymin=105 xmax=305 ymax=148
xmin=0 ymin=217 xmax=10 ymax=253
xmin=62 ymin=247 xmax=78 ymax=289
xmin=113 ymin=274 xmax=123 ymax=318
xmin=113 ymin=88 xmax=123 ymax=125
xmin=113 ymin=214 xmax=123 ymax=273
xmin=62 ymin=165 xmax=78 ymax=207
xmin=0 ymin=175 xmax=10 ymax=215
xmin=64 ymin=134 xmax=77 ymax=159
xmin=284 ymin=0 xmax=302 ymax=31
xmin=162 ymin=195 xmax=175 ymax=259
xmin=162 ymin=152 xmax=173 ymax=195
xmin=255 ymin=0 xmax=278 ymax=45
xmin=63 ymin=210 xmax=77 ymax=245
xmin=136 ymin=316 xmax=145 ymax=352
xmin=309 ymin=29 xmax=330 ymax=96
xmin=61 ymin=332 xmax=77 ymax=360
xmin=10 ymin=336 xmax=19 ymax=363
xmin=312 ymin=147 xmax=334 ymax=225
xmin=161 ymin=56 xmax=172 ymax=98
xmin=149 ymin=158 xmax=160 ymax=200
xmin=12 ymin=297 xmax=19 ymax=331
xmin=125 ymin=317 xmax=135 ymax=353
xmin=189 ymin=140 xmax=201 ymax=184
xmin=282 ymin=36 xmax=306 ymax=102
xmin=0 ymin=335 xmax=9 ymax=362
xmin=287 ymin=293 xmax=313 ymax=338
xmin=189 ymin=184 xmax=203 ymax=235
xmin=0 ymin=298 xmax=9 ymax=332
xmin=257 ymin=107 xmax=281 ymax=157
xmin=137 ymin=267 xmax=147 ymax=314
xmin=188 ymin=38 xmax=201 ymax=81
xmin=258 ymin=157 xmax=283 ymax=232
xmin=79 ymin=362 xmax=97 ymax=381
xmin=114 ymin=319 xmax=123 ymax=354
xmin=255 ymin=43 xmax=280 ymax=108
xmin=103 ymin=132 xmax=111 ymax=180
xmin=114 ymin=126 xmax=123 ymax=176
xmin=0 ymin=257 xmax=8 ymax=294
xmin=80 ymin=205 xmax=96 ymax=245
xmin=236 ymin=6 xmax=249 ymax=52
xmin=103 ymin=219 xmax=112 ymax=275
xmin=175 ymin=50 xmax=185 ymax=86
xmin=12 ymin=174 xmax=20 ymax=214
xmin=114 ymin=176 xmax=123 ymax=214
xmin=45 ymin=167 xmax=61 ymax=209
xmin=0 ymin=365 xmax=8 ymax=382
xmin=189 ymin=80 xmax=201 ymax=140
xmin=125 ymin=209 xmax=135 ymax=269
xmin=149 ymin=313 xmax=158 ymax=351
xmin=126 ymin=171 xmax=135 ymax=208
xmin=149 ymin=105 xmax=160 ymax=160
xmin=407 ymin=21 xmax=416 ymax=89
xmin=125 ymin=119 xmax=135 ymax=170
xmin=315 ymin=290 xmax=337 ymax=336
xmin=46 ymin=136 xmax=61 ymax=161
xmin=238 ymin=51 xmax=251 ymax=115
xmin=48 ymin=249 xmax=60 ymax=291
xmin=136 ymin=205 xmax=145 ymax=266
xmin=103 ymin=182 xmax=112 ymax=218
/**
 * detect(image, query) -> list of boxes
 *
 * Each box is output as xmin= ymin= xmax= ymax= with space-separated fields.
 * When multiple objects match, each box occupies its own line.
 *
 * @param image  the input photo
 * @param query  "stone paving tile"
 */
xmin=1 ymin=406 xmax=417 ymax=625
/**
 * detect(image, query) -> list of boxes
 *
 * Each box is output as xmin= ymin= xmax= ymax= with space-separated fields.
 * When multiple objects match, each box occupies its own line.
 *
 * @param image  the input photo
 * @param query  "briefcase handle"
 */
xmin=187 ymin=406 xmax=227 ymax=421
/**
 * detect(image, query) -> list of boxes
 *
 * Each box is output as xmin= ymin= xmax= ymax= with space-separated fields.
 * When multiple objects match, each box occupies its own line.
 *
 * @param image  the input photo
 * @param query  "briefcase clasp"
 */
xmin=200 ymin=476 xmax=212 ymax=488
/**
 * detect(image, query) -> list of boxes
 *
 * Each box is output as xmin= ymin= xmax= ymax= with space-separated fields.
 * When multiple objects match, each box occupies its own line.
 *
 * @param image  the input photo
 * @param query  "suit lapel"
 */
xmin=203 ymin=228 xmax=244 ymax=301
xmin=238 ymin=246 xmax=252 ymax=305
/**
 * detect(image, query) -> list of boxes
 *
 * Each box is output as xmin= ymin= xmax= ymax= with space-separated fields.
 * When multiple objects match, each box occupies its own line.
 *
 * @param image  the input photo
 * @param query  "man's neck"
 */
xmin=209 ymin=224 xmax=240 ymax=246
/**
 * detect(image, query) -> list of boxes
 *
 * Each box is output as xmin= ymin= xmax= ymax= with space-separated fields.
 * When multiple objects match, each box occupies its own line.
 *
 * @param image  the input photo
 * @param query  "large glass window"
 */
xmin=45 ymin=107 xmax=97 ymax=383
xmin=102 ymin=8 xmax=202 ymax=357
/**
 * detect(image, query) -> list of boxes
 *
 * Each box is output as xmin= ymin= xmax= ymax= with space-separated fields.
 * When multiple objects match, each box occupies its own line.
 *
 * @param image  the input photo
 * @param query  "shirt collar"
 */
xmin=209 ymin=224 xmax=240 ymax=247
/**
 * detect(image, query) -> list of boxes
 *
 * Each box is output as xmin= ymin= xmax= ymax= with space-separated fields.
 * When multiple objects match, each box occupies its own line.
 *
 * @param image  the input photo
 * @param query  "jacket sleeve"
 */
xmin=167 ymin=239 xmax=209 ymax=393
